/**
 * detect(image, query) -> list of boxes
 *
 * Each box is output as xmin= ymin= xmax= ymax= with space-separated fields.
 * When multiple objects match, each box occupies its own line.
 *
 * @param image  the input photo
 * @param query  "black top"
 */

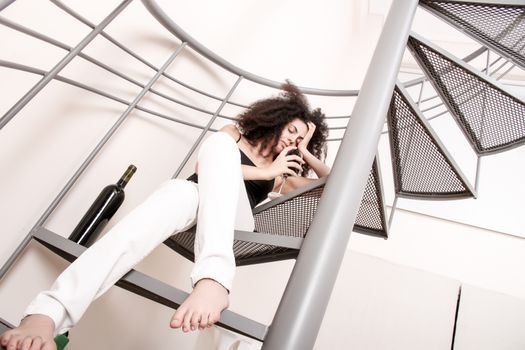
xmin=187 ymin=150 xmax=275 ymax=209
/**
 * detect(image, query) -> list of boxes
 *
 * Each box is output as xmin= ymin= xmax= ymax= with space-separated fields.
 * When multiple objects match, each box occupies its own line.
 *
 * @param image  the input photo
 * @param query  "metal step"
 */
xmin=419 ymin=0 xmax=525 ymax=71
xmin=32 ymin=227 xmax=268 ymax=342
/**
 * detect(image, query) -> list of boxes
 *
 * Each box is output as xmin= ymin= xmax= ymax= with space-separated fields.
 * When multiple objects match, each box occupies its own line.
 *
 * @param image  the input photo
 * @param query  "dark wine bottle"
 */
xmin=68 ymin=165 xmax=137 ymax=247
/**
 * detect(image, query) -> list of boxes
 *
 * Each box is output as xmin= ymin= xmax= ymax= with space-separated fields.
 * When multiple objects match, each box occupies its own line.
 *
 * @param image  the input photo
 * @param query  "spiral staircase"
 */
xmin=0 ymin=0 xmax=524 ymax=349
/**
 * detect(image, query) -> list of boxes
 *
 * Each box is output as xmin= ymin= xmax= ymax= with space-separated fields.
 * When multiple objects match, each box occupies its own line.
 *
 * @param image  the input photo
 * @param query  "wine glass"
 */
xmin=267 ymin=149 xmax=303 ymax=200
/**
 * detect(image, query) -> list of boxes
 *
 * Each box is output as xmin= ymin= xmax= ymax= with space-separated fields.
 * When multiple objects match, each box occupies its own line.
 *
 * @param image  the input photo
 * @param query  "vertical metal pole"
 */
xmin=0 ymin=45 xmax=185 ymax=280
xmin=485 ymin=50 xmax=490 ymax=76
xmin=496 ymin=63 xmax=516 ymax=80
xmin=388 ymin=195 xmax=399 ymax=228
xmin=0 ymin=0 xmax=133 ymax=130
xmin=262 ymin=1 xmax=418 ymax=348
xmin=416 ymin=81 xmax=425 ymax=106
xmin=474 ymin=155 xmax=482 ymax=193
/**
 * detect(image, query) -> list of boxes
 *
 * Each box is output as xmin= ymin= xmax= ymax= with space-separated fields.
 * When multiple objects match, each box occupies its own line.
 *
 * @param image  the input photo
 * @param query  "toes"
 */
xmin=28 ymin=336 xmax=42 ymax=350
xmin=0 ymin=332 xmax=10 ymax=346
xmin=170 ymin=317 xmax=182 ymax=329
xmin=208 ymin=312 xmax=220 ymax=326
xmin=198 ymin=313 xmax=209 ymax=330
xmin=190 ymin=312 xmax=201 ymax=332
xmin=42 ymin=340 xmax=57 ymax=350
xmin=6 ymin=335 xmax=20 ymax=350
xmin=182 ymin=310 xmax=195 ymax=333
xmin=20 ymin=336 xmax=33 ymax=350
xmin=170 ymin=308 xmax=186 ymax=329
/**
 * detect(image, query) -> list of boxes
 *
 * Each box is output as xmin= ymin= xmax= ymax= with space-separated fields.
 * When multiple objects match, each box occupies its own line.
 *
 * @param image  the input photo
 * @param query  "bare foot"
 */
xmin=170 ymin=278 xmax=229 ymax=332
xmin=0 ymin=314 xmax=56 ymax=350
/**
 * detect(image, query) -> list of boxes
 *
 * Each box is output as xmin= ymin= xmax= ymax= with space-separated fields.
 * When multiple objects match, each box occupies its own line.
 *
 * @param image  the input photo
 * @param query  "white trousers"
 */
xmin=25 ymin=132 xmax=254 ymax=335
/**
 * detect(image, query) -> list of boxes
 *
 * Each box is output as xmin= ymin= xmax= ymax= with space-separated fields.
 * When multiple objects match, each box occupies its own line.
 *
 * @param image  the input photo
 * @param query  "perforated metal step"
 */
xmin=387 ymin=82 xmax=475 ymax=199
xmin=166 ymin=161 xmax=389 ymax=269
xmin=408 ymin=32 xmax=525 ymax=155
xmin=420 ymin=0 xmax=525 ymax=70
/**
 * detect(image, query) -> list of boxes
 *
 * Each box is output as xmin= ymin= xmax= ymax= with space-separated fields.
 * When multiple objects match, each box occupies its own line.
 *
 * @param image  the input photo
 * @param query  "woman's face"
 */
xmin=274 ymin=118 xmax=309 ymax=154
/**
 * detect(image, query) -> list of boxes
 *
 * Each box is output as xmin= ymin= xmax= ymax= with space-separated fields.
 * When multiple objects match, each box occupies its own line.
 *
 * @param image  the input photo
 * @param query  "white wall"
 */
xmin=1 ymin=0 xmax=525 ymax=349
xmin=454 ymin=284 xmax=525 ymax=350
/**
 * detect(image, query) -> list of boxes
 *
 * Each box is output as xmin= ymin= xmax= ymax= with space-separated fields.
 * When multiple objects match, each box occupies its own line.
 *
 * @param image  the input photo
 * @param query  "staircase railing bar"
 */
xmin=0 ymin=13 xmax=351 ymax=123
xmin=0 ymin=44 xmax=186 ymax=279
xmin=49 ymin=0 xmax=251 ymax=109
xmin=140 ymin=0 xmax=360 ymax=97
xmin=0 ymin=59 xmax=217 ymax=131
xmin=0 ymin=0 xmax=133 ymax=130
xmin=172 ymin=75 xmax=243 ymax=178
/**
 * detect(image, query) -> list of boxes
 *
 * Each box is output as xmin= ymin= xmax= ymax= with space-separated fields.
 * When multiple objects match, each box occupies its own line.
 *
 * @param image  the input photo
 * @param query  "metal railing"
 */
xmin=1 ymin=0 xmax=523 ymax=348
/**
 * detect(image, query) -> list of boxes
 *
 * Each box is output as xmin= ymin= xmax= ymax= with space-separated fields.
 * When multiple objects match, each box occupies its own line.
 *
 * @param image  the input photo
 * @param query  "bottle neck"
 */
xmin=117 ymin=165 xmax=137 ymax=188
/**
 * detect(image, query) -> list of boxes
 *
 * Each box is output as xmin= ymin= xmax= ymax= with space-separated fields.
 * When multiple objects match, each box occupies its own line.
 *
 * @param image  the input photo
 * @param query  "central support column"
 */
xmin=262 ymin=1 xmax=419 ymax=348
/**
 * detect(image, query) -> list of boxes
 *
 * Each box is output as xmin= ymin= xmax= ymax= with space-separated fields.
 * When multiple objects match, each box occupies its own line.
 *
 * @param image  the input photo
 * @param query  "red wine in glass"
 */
xmin=268 ymin=149 xmax=303 ymax=199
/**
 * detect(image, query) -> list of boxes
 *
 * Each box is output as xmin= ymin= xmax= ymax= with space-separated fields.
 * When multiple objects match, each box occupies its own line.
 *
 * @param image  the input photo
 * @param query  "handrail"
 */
xmin=48 ymin=0 xmax=249 ymax=109
xmin=0 ymin=0 xmax=15 ymax=12
xmin=140 ymin=0 xmax=359 ymax=97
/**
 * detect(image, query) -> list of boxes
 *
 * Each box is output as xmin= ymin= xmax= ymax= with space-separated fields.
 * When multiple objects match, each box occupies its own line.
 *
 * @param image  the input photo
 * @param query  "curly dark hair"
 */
xmin=237 ymin=81 xmax=329 ymax=176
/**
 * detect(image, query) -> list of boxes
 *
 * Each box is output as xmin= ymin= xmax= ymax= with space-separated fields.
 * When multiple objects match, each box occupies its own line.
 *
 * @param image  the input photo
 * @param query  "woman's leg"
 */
xmin=1 ymin=131 xmax=248 ymax=348
xmin=0 ymin=179 xmax=199 ymax=349
xmin=191 ymin=132 xmax=243 ymax=292
xmin=171 ymin=131 xmax=246 ymax=332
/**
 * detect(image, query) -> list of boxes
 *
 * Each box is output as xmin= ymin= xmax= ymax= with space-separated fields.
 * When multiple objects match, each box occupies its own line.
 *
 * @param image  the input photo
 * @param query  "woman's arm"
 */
xmin=271 ymin=122 xmax=330 ymax=194
xmin=297 ymin=122 xmax=331 ymax=178
xmin=242 ymin=145 xmax=304 ymax=180
xmin=241 ymin=164 xmax=271 ymax=180
xmin=300 ymin=149 xmax=331 ymax=178
xmin=219 ymin=125 xmax=304 ymax=181
xmin=273 ymin=174 xmax=318 ymax=194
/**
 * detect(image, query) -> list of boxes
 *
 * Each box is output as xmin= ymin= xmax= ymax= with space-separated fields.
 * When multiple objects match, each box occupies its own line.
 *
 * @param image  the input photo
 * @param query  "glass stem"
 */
xmin=278 ymin=175 xmax=287 ymax=194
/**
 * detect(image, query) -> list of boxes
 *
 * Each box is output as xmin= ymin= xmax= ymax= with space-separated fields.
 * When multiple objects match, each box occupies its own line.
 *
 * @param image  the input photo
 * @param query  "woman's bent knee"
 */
xmin=200 ymin=132 xmax=238 ymax=154
xmin=147 ymin=179 xmax=198 ymax=212
xmin=125 ymin=179 xmax=198 ymax=240
xmin=155 ymin=178 xmax=196 ymax=195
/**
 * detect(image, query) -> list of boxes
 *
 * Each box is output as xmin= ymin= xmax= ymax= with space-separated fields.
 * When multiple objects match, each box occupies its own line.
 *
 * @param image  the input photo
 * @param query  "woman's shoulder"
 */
xmin=219 ymin=124 xmax=241 ymax=142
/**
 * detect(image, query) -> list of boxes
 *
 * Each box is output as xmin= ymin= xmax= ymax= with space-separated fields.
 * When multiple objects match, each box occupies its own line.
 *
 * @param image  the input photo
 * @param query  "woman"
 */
xmin=0 ymin=82 xmax=329 ymax=350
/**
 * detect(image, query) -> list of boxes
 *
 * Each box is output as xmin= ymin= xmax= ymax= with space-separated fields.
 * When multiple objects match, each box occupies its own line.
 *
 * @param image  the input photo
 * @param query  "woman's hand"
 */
xmin=295 ymin=122 xmax=331 ymax=178
xmin=297 ymin=122 xmax=316 ymax=155
xmin=265 ymin=146 xmax=304 ymax=180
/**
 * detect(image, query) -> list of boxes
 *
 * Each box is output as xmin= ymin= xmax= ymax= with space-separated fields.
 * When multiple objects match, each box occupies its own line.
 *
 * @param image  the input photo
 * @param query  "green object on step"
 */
xmin=55 ymin=334 xmax=69 ymax=350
